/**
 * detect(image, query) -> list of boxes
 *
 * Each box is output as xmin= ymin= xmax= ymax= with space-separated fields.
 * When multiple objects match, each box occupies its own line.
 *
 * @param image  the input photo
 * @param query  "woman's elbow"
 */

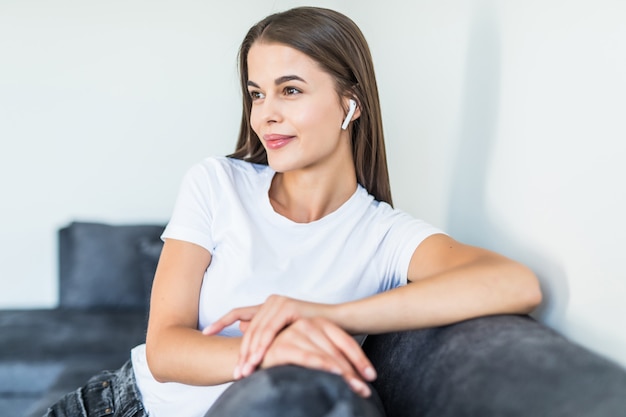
xmin=145 ymin=336 xmax=171 ymax=383
xmin=514 ymin=263 xmax=543 ymax=313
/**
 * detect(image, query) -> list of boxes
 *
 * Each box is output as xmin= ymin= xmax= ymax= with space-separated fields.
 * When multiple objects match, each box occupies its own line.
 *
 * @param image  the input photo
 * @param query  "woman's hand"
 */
xmin=203 ymin=295 xmax=332 ymax=379
xmin=260 ymin=317 xmax=377 ymax=397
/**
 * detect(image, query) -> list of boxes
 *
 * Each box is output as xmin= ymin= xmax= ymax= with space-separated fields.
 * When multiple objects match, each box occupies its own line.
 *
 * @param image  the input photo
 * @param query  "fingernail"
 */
xmin=349 ymin=379 xmax=371 ymax=397
xmin=364 ymin=366 xmax=377 ymax=381
xmin=233 ymin=366 xmax=241 ymax=380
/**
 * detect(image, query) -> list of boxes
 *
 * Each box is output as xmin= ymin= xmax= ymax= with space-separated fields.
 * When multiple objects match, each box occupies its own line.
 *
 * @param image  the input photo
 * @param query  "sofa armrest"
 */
xmin=363 ymin=315 xmax=626 ymax=417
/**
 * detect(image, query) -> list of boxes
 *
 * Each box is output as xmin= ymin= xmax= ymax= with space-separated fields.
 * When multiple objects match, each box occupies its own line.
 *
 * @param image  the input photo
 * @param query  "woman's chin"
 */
xmin=266 ymin=155 xmax=299 ymax=173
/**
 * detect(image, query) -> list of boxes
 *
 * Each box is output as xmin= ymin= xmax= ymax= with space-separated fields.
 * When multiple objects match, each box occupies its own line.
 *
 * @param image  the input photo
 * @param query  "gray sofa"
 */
xmin=0 ymin=222 xmax=164 ymax=417
xmin=1 ymin=221 xmax=626 ymax=417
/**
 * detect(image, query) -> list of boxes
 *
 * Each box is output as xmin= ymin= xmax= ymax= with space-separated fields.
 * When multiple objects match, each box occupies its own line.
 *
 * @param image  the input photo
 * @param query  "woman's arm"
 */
xmin=333 ymin=233 xmax=542 ymax=334
xmin=210 ymin=233 xmax=542 ymax=377
xmin=145 ymin=238 xmax=241 ymax=386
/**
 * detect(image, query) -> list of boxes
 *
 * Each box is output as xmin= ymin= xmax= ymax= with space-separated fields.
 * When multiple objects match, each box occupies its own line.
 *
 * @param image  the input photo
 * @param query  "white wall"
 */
xmin=1 ymin=1 xmax=625 ymax=368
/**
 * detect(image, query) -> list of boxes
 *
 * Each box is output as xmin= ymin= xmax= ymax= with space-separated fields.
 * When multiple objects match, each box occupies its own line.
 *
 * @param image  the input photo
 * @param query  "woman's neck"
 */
xmin=269 ymin=165 xmax=357 ymax=224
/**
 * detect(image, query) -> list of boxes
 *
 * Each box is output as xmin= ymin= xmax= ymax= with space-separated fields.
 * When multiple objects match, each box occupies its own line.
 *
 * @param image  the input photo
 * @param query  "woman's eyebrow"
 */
xmin=275 ymin=75 xmax=306 ymax=85
xmin=246 ymin=75 xmax=307 ymax=88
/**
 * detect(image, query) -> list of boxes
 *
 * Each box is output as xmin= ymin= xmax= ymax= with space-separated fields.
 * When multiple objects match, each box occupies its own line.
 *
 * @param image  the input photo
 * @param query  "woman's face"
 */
xmin=246 ymin=42 xmax=356 ymax=175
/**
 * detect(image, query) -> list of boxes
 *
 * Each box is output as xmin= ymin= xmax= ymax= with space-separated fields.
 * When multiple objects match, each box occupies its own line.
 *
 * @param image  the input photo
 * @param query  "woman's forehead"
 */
xmin=246 ymin=42 xmax=326 ymax=83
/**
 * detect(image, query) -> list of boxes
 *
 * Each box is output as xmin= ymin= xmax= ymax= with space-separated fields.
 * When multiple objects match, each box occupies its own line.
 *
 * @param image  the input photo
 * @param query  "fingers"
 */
xmin=238 ymin=320 xmax=250 ymax=333
xmin=323 ymin=323 xmax=377 ymax=382
xmin=205 ymin=296 xmax=350 ymax=390
xmin=260 ymin=317 xmax=375 ymax=397
xmin=307 ymin=318 xmax=376 ymax=396
xmin=202 ymin=305 xmax=259 ymax=335
xmin=202 ymin=296 xmax=302 ymax=380
xmin=237 ymin=296 xmax=302 ymax=377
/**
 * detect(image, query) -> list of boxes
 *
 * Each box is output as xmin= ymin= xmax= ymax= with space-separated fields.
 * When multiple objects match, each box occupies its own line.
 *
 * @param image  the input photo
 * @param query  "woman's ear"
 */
xmin=341 ymin=97 xmax=361 ymax=130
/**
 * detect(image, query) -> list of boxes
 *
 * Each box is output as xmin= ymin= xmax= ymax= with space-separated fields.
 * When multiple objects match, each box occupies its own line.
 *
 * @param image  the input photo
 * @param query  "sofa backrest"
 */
xmin=58 ymin=221 xmax=165 ymax=310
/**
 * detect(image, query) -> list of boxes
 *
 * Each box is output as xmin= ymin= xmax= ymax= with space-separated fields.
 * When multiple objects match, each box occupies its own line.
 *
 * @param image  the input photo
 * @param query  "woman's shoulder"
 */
xmin=358 ymin=187 xmax=437 ymax=230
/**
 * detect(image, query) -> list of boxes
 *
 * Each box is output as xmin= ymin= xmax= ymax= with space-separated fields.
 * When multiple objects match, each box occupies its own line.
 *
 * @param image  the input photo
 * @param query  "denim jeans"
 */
xmin=44 ymin=360 xmax=146 ymax=417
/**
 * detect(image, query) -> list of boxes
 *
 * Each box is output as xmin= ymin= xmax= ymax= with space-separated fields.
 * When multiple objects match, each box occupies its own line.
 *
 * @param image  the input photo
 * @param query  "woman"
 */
xmin=46 ymin=6 xmax=541 ymax=417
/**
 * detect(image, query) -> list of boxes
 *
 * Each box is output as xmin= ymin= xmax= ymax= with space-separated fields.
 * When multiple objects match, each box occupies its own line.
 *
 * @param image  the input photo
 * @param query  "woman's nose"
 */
xmin=258 ymin=96 xmax=283 ymax=125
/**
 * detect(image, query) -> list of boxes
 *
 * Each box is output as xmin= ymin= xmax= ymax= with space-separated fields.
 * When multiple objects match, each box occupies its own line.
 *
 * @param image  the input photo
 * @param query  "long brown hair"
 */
xmin=229 ymin=7 xmax=393 ymax=205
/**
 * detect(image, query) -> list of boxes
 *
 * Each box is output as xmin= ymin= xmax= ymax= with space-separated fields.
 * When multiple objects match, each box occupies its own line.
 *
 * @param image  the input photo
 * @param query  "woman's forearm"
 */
xmin=146 ymin=326 xmax=241 ymax=386
xmin=332 ymin=255 xmax=541 ymax=335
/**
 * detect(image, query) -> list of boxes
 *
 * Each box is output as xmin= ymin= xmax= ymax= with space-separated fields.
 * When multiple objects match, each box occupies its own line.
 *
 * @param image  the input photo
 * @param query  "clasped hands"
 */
xmin=202 ymin=295 xmax=376 ymax=397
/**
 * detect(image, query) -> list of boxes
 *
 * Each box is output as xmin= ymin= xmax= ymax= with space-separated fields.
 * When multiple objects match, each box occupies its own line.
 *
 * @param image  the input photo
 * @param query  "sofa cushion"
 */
xmin=59 ymin=221 xmax=165 ymax=310
xmin=0 ymin=309 xmax=147 ymax=361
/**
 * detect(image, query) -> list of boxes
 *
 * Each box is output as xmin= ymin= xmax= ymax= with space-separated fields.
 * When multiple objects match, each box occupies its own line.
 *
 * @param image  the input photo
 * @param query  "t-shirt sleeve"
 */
xmin=376 ymin=207 xmax=445 ymax=290
xmin=161 ymin=161 xmax=216 ymax=253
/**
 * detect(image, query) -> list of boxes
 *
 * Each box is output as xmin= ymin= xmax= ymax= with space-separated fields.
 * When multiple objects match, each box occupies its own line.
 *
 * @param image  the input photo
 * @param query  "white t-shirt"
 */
xmin=131 ymin=156 xmax=443 ymax=417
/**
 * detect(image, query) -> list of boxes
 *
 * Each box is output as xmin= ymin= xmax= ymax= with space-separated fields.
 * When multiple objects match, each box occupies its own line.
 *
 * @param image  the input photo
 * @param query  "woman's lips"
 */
xmin=263 ymin=134 xmax=295 ymax=150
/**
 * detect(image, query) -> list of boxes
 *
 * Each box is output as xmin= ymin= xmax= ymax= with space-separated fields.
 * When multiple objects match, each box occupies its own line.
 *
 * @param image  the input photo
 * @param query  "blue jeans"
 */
xmin=44 ymin=362 xmax=383 ymax=417
xmin=44 ymin=360 xmax=146 ymax=417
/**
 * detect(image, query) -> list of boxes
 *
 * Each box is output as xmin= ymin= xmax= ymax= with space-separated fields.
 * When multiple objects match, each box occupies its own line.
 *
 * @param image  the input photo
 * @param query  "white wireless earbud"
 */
xmin=341 ymin=99 xmax=357 ymax=130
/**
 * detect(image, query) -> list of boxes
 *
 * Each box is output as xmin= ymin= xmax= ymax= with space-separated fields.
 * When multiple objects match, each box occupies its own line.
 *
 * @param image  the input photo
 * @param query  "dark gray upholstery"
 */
xmin=0 ymin=221 xmax=164 ymax=417
xmin=59 ymin=221 xmax=164 ymax=310
xmin=0 ymin=310 xmax=148 ymax=417
xmin=205 ymin=366 xmax=385 ymax=417
xmin=363 ymin=315 xmax=626 ymax=417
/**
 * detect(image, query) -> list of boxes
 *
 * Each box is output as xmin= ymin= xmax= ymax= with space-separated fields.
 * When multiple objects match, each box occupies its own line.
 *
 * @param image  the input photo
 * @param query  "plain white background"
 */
xmin=1 ymin=0 xmax=625 ymax=368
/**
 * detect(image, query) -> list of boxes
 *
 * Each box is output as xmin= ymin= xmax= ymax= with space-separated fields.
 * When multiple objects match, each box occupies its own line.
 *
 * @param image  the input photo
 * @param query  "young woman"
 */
xmin=46 ymin=6 xmax=541 ymax=417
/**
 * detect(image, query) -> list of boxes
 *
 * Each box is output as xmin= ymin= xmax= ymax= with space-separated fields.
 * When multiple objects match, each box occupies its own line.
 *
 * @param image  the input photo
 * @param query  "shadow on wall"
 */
xmin=445 ymin=1 xmax=569 ymax=327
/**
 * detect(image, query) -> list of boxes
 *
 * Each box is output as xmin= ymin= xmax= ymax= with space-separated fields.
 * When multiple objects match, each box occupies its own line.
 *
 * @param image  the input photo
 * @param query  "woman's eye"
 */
xmin=284 ymin=87 xmax=301 ymax=96
xmin=249 ymin=91 xmax=264 ymax=100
